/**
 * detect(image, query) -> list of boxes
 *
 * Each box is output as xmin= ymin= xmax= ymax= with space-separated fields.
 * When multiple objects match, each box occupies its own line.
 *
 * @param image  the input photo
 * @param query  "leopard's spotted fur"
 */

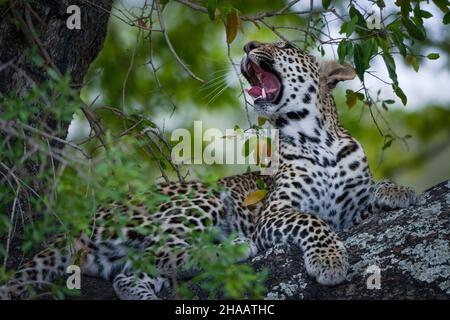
xmin=0 ymin=41 xmax=418 ymax=300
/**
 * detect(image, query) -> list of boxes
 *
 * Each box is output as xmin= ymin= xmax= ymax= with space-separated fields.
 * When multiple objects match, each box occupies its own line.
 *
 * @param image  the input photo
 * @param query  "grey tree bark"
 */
xmin=0 ymin=0 xmax=112 ymax=146
xmin=1 ymin=0 xmax=112 ymax=97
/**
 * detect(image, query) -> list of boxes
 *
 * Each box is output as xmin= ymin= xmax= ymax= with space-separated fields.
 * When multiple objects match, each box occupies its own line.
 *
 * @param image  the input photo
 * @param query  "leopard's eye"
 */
xmin=275 ymin=41 xmax=296 ymax=50
xmin=282 ymin=42 xmax=296 ymax=49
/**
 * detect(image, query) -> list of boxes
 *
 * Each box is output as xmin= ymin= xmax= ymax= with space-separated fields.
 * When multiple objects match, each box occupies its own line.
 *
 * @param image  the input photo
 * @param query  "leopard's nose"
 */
xmin=243 ymin=41 xmax=263 ymax=54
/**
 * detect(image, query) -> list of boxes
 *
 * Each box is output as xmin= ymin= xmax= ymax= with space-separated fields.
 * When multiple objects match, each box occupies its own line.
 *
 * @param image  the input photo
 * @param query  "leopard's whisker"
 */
xmin=206 ymin=83 xmax=229 ymax=105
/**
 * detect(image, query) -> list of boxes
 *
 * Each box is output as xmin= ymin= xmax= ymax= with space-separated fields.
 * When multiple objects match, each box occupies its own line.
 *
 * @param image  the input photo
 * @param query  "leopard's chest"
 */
xmin=297 ymin=171 xmax=373 ymax=230
xmin=273 ymin=138 xmax=374 ymax=230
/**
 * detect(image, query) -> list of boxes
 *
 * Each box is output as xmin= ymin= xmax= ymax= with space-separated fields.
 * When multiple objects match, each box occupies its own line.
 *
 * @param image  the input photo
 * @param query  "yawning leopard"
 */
xmin=0 ymin=41 xmax=418 ymax=300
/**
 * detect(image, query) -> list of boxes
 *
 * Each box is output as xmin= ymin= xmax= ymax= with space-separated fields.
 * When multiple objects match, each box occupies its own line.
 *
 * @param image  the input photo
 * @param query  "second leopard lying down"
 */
xmin=0 ymin=41 xmax=418 ymax=300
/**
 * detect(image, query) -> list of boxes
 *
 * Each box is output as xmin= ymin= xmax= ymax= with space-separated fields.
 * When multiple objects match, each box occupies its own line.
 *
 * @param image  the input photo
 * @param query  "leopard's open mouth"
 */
xmin=241 ymin=57 xmax=283 ymax=105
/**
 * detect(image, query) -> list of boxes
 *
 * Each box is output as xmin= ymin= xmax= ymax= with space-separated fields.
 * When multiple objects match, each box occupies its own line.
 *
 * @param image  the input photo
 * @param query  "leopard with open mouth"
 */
xmin=0 ymin=41 xmax=418 ymax=300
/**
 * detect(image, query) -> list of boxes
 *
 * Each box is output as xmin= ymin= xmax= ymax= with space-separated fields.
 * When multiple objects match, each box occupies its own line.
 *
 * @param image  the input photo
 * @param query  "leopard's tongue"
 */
xmin=246 ymin=86 xmax=263 ymax=98
xmin=245 ymin=63 xmax=280 ymax=100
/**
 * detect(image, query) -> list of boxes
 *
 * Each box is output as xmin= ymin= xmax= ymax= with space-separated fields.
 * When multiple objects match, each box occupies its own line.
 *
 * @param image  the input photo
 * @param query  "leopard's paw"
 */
xmin=304 ymin=239 xmax=348 ymax=286
xmin=375 ymin=181 xmax=418 ymax=211
xmin=113 ymin=273 xmax=167 ymax=300
xmin=232 ymin=237 xmax=258 ymax=261
xmin=0 ymin=279 xmax=25 ymax=300
xmin=400 ymin=186 xmax=419 ymax=207
xmin=0 ymin=285 xmax=11 ymax=300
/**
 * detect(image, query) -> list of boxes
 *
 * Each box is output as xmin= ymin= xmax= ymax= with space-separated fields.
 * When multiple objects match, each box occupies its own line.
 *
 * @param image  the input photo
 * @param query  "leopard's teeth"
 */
xmin=262 ymin=88 xmax=267 ymax=99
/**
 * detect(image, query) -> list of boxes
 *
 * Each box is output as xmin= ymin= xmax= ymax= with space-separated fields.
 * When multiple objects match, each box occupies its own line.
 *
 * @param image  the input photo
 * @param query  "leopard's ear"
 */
xmin=320 ymin=60 xmax=356 ymax=90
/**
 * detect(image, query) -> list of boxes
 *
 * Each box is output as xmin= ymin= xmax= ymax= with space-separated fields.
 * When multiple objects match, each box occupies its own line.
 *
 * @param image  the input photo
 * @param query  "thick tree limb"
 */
xmin=0 ymin=0 xmax=113 ymax=96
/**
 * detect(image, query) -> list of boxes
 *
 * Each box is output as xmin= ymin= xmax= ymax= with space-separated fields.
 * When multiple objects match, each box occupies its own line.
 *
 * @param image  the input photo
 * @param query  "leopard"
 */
xmin=0 ymin=40 xmax=418 ymax=300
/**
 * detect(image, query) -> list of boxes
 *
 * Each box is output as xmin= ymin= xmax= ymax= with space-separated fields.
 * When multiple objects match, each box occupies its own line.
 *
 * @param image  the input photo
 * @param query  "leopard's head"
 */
xmin=241 ymin=41 xmax=356 ymax=120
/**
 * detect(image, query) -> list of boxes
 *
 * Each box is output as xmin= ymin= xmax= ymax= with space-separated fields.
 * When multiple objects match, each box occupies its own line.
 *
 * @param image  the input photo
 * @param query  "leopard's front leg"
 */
xmin=113 ymin=272 xmax=169 ymax=300
xmin=252 ymin=209 xmax=348 ymax=286
xmin=370 ymin=180 xmax=418 ymax=213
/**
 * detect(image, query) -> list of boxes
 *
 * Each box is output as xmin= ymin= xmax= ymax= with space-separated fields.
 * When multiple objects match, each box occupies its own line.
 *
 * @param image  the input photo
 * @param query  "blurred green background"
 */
xmin=75 ymin=0 xmax=450 ymax=193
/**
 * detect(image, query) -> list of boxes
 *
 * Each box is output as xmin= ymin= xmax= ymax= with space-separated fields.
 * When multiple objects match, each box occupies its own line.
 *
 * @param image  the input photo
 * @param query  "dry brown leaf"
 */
xmin=242 ymin=189 xmax=267 ymax=207
xmin=226 ymin=9 xmax=239 ymax=44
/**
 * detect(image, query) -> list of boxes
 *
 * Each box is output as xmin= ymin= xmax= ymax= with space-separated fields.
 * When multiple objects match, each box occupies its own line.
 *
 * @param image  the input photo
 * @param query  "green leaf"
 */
xmin=443 ymin=11 xmax=450 ymax=24
xmin=353 ymin=44 xmax=364 ymax=81
xmin=346 ymin=15 xmax=359 ymax=37
xmin=427 ymin=53 xmax=440 ymax=60
xmin=390 ymin=27 xmax=407 ymax=56
xmin=339 ymin=21 xmax=348 ymax=35
xmin=337 ymin=40 xmax=348 ymax=64
xmin=322 ymin=0 xmax=332 ymax=9
xmin=382 ymin=138 xmax=393 ymax=150
xmin=382 ymin=52 xmax=398 ymax=85
xmin=397 ymin=0 xmax=412 ymax=17
xmin=376 ymin=37 xmax=389 ymax=53
xmin=47 ymin=68 xmax=61 ymax=81
xmin=384 ymin=99 xmax=395 ymax=104
xmin=256 ymin=178 xmax=266 ymax=190
xmin=242 ymin=137 xmax=258 ymax=158
xmin=419 ymin=10 xmax=433 ymax=19
xmin=393 ymin=84 xmax=407 ymax=106
xmin=159 ymin=160 xmax=167 ymax=170
xmin=345 ymin=89 xmax=364 ymax=108
xmin=349 ymin=5 xmax=367 ymax=30
xmin=413 ymin=2 xmax=424 ymax=24
xmin=432 ymin=0 xmax=450 ymax=13
xmin=401 ymin=17 xmax=426 ymax=41
xmin=411 ymin=56 xmax=419 ymax=72
xmin=353 ymin=39 xmax=377 ymax=81
xmin=257 ymin=117 xmax=266 ymax=126
xmin=143 ymin=119 xmax=157 ymax=128
xmin=346 ymin=91 xmax=357 ymax=108
xmin=0 ymin=215 xmax=11 ymax=232
xmin=31 ymin=54 xmax=44 ymax=67
xmin=207 ymin=0 xmax=217 ymax=21
xmin=363 ymin=38 xmax=377 ymax=62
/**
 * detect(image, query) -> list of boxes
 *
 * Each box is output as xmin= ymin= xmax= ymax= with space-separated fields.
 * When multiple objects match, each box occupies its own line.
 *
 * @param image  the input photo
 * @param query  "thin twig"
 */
xmin=175 ymin=0 xmax=328 ymax=21
xmin=23 ymin=4 xmax=62 ymax=76
xmin=304 ymin=0 xmax=314 ymax=48
xmin=154 ymin=0 xmax=204 ymax=83
xmin=122 ymin=28 xmax=142 ymax=126
xmin=3 ymin=185 xmax=20 ymax=269
xmin=0 ymin=119 xmax=90 ymax=158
